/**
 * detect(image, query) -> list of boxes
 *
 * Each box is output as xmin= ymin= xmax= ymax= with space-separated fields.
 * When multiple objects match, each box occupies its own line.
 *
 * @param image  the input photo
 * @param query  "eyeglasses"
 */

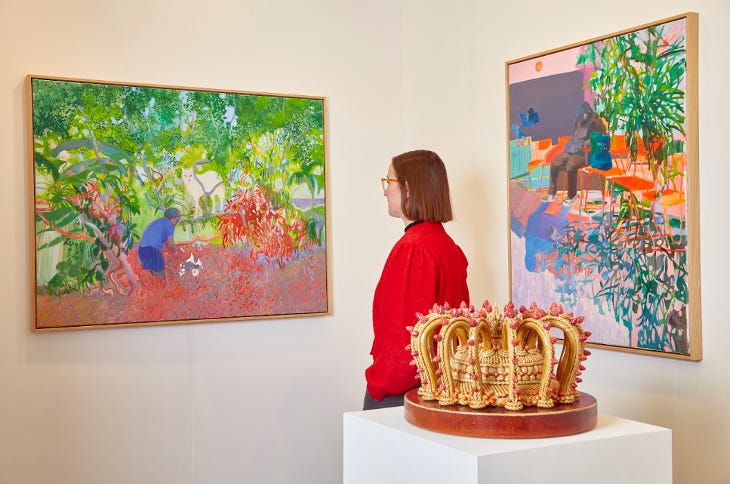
xmin=380 ymin=177 xmax=399 ymax=191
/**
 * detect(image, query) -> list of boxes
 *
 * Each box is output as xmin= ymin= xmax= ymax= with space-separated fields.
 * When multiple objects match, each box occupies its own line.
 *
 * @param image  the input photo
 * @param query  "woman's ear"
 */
xmin=404 ymin=181 xmax=410 ymax=199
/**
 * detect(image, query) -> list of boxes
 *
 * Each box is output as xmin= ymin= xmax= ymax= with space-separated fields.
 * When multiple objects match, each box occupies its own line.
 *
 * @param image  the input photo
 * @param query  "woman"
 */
xmin=363 ymin=150 xmax=470 ymax=410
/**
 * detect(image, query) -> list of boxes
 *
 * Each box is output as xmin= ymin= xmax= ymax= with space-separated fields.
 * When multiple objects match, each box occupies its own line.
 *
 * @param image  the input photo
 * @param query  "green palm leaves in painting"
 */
xmin=578 ymin=24 xmax=687 ymax=183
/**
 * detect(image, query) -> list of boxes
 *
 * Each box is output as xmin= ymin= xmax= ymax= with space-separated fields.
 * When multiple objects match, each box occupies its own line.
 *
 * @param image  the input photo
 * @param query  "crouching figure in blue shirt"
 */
xmin=138 ymin=207 xmax=183 ymax=281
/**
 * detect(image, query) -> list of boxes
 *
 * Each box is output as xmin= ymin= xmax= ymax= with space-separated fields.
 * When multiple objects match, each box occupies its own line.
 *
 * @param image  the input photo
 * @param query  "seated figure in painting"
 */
xmin=543 ymin=101 xmax=607 ymax=204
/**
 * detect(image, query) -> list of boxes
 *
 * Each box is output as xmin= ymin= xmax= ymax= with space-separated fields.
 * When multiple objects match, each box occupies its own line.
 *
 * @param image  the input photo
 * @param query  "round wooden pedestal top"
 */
xmin=404 ymin=390 xmax=597 ymax=439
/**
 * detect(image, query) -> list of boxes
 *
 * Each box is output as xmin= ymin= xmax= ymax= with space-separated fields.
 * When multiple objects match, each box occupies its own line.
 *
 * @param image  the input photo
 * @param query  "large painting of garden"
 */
xmin=30 ymin=76 xmax=327 ymax=330
xmin=506 ymin=14 xmax=700 ymax=359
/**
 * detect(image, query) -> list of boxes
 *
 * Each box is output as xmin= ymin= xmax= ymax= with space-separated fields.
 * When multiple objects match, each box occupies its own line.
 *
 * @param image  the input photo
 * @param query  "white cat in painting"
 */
xmin=181 ymin=166 xmax=227 ymax=217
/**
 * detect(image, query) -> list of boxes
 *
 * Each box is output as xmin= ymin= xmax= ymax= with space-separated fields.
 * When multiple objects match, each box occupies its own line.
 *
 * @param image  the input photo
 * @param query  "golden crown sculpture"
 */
xmin=407 ymin=300 xmax=591 ymax=411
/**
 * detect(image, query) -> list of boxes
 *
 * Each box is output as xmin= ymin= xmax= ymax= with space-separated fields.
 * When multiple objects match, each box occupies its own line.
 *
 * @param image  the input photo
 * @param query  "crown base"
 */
xmin=404 ymin=389 xmax=597 ymax=439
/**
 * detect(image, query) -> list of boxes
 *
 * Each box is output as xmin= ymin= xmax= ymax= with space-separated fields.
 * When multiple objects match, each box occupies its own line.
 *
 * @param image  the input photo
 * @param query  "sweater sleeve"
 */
xmin=366 ymin=242 xmax=437 ymax=401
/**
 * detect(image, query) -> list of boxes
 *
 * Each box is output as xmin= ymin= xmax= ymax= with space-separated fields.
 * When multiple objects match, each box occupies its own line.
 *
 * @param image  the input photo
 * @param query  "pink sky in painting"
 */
xmin=508 ymin=46 xmax=581 ymax=84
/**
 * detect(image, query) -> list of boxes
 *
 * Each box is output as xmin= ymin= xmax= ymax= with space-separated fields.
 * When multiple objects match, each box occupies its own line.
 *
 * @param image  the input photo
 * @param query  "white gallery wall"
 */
xmin=0 ymin=0 xmax=728 ymax=483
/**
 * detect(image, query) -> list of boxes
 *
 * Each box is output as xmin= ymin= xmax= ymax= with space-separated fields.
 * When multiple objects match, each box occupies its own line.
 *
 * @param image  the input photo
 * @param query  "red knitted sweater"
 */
xmin=365 ymin=221 xmax=469 ymax=401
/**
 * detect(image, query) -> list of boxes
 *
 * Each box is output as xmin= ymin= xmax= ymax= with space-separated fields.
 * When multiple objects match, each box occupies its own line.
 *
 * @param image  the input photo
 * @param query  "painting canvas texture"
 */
xmin=30 ymin=76 xmax=328 ymax=330
xmin=506 ymin=14 xmax=700 ymax=359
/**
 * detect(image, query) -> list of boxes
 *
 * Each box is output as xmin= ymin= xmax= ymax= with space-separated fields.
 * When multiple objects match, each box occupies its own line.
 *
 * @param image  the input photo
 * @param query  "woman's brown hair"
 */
xmin=392 ymin=150 xmax=453 ymax=222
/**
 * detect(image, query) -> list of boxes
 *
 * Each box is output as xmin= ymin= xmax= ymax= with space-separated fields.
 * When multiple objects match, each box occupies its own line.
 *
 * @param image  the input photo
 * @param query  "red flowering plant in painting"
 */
xmin=62 ymin=180 xmax=138 ymax=296
xmin=217 ymin=184 xmax=311 ymax=268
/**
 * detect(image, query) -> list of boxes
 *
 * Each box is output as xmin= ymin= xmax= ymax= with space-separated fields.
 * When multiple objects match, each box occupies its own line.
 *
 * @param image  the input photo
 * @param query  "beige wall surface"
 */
xmin=1 ymin=0 xmax=729 ymax=483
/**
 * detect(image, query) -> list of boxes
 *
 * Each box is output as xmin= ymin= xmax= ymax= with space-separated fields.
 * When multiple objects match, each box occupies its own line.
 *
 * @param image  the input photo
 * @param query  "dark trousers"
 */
xmin=548 ymin=152 xmax=587 ymax=199
xmin=362 ymin=389 xmax=412 ymax=411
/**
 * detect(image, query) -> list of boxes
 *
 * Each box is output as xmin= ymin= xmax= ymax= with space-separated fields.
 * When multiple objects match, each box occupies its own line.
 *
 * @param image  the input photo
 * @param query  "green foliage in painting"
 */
xmin=32 ymin=78 xmax=326 ymax=295
xmin=577 ymin=23 xmax=687 ymax=184
xmin=542 ymin=197 xmax=689 ymax=354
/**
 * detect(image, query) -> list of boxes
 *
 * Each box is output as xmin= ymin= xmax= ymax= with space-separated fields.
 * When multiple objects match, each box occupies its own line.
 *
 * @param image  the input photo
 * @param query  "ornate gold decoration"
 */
xmin=407 ymin=301 xmax=591 ymax=411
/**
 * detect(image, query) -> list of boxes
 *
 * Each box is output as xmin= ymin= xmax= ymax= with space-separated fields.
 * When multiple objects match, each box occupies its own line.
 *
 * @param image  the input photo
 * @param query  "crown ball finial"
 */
xmin=482 ymin=300 xmax=493 ymax=312
xmin=549 ymin=302 xmax=564 ymax=316
xmin=503 ymin=301 xmax=516 ymax=318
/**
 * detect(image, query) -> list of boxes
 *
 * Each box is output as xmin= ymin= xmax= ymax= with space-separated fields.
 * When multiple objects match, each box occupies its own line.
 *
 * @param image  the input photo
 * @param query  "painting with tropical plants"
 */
xmin=505 ymin=13 xmax=701 ymax=359
xmin=30 ymin=76 xmax=328 ymax=330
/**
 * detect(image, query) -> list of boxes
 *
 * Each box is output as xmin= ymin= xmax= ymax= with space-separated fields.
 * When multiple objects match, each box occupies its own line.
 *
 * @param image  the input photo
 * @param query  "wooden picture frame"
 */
xmin=505 ymin=13 xmax=701 ymax=359
xmin=29 ymin=76 xmax=328 ymax=330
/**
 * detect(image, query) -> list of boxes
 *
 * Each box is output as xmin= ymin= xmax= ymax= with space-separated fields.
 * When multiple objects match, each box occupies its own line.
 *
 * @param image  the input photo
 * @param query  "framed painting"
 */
xmin=29 ymin=75 xmax=328 ymax=330
xmin=505 ymin=13 xmax=701 ymax=359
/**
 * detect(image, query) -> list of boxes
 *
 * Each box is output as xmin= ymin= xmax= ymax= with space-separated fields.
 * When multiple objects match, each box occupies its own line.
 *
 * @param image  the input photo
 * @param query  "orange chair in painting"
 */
xmin=604 ymin=133 xmax=654 ymax=174
xmin=578 ymin=134 xmax=630 ymax=212
xmin=641 ymin=187 xmax=686 ymax=243
xmin=543 ymin=136 xmax=570 ymax=176
xmin=609 ymin=134 xmax=632 ymax=173
xmin=527 ymin=138 xmax=553 ymax=178
xmin=527 ymin=138 xmax=563 ymax=190
xmin=641 ymin=151 xmax=687 ymax=243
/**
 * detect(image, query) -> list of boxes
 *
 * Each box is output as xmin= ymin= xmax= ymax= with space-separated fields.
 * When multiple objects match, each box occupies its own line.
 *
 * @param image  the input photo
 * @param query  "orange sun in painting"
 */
xmin=535 ymin=61 xmax=543 ymax=72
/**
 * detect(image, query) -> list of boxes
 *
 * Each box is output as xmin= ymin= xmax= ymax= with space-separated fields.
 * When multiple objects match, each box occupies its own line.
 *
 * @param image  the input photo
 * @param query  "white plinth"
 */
xmin=343 ymin=408 xmax=671 ymax=484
